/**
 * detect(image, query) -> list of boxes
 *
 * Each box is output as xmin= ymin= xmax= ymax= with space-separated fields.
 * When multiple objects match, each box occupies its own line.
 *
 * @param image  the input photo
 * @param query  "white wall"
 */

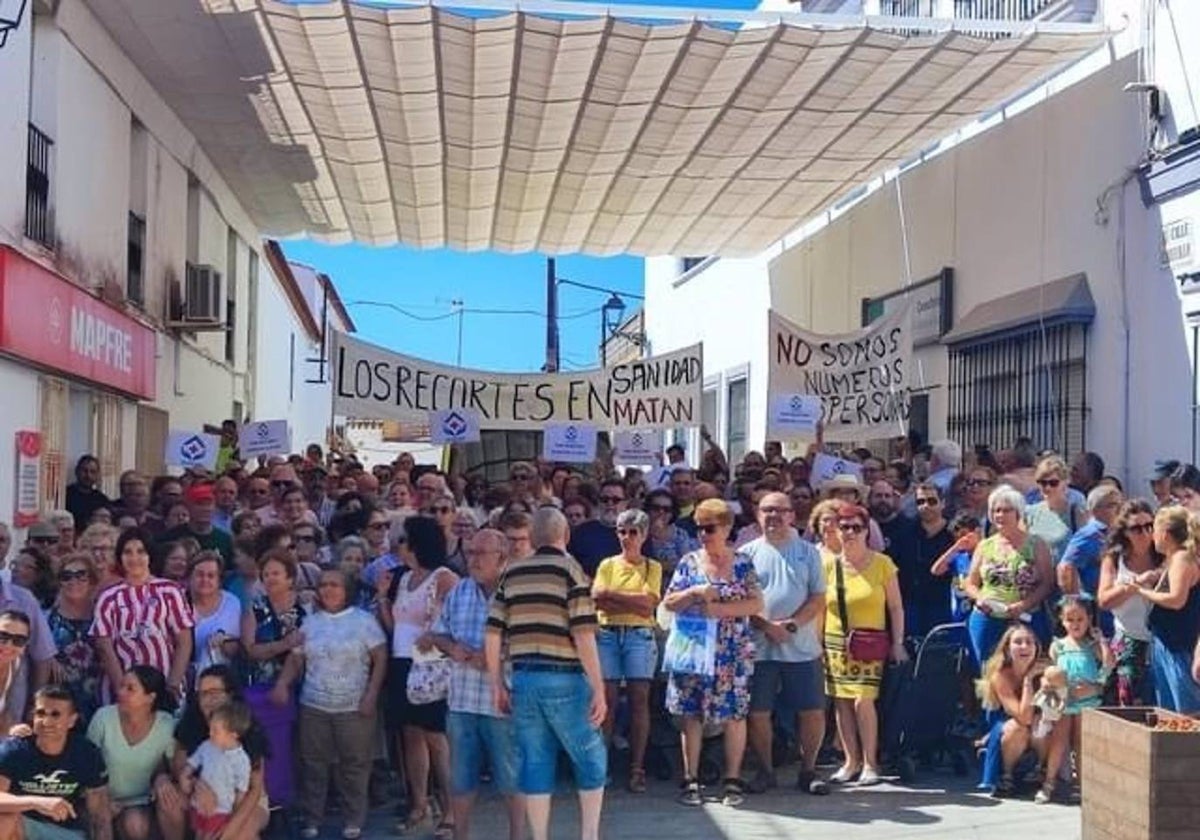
xmin=766 ymin=53 xmax=1187 ymax=484
xmin=1155 ymin=0 xmax=1200 ymax=140
xmin=0 ymin=360 xmax=43 ymax=533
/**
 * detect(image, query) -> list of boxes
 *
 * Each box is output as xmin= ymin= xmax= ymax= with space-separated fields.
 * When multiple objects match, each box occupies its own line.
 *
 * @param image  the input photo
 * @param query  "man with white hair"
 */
xmin=1059 ymin=483 xmax=1124 ymax=630
xmin=485 ymin=508 xmax=606 ymax=840
xmin=927 ymin=440 xmax=962 ymax=498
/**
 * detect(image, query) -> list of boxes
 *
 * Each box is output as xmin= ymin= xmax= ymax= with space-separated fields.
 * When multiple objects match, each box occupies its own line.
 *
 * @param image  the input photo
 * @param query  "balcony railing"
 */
xmin=881 ymin=1 xmax=935 ymax=15
xmin=953 ymin=0 xmax=1058 ymax=18
xmin=25 ymin=124 xmax=54 ymax=249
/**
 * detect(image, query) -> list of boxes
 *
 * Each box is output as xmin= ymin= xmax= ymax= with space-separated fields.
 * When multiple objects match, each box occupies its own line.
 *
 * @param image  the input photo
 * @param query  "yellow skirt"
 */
xmin=824 ymin=631 xmax=884 ymax=700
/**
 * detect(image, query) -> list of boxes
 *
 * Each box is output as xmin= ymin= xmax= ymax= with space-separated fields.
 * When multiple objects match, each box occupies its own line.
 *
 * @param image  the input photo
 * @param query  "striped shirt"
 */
xmin=486 ymin=547 xmax=596 ymax=663
xmin=91 ymin=579 xmax=194 ymax=678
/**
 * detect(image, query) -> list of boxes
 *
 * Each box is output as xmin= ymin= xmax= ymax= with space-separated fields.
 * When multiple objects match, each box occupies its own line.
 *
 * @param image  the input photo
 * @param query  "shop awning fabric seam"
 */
xmin=85 ymin=0 xmax=1113 ymax=256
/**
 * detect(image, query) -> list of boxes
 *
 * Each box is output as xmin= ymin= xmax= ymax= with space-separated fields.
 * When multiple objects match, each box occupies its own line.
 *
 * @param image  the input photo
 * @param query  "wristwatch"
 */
xmin=784 ymin=621 xmax=798 ymax=633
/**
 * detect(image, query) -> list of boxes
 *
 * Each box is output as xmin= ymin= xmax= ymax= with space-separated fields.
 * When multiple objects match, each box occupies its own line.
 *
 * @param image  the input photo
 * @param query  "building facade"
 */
xmin=0 ymin=1 xmax=311 ymax=524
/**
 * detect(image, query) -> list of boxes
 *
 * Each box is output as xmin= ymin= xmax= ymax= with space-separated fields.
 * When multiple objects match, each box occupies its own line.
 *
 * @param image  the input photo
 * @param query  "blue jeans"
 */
xmin=967 ymin=608 xmax=1050 ymax=665
xmin=511 ymin=669 xmax=607 ymax=795
xmin=446 ymin=711 xmax=519 ymax=796
xmin=1150 ymin=635 xmax=1200 ymax=713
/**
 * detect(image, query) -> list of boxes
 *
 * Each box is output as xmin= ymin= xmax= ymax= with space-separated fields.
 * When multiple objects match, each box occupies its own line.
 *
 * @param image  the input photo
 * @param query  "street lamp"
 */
xmin=0 ymin=0 xmax=28 ymax=48
xmin=600 ymin=293 xmax=626 ymax=368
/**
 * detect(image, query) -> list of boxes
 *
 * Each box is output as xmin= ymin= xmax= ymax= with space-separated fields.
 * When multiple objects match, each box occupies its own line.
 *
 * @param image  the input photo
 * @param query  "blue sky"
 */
xmin=281 ymin=0 xmax=759 ymax=373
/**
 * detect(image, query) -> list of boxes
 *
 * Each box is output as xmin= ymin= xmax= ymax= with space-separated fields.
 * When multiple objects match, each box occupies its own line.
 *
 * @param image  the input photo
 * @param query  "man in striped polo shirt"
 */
xmin=485 ymin=507 xmax=606 ymax=840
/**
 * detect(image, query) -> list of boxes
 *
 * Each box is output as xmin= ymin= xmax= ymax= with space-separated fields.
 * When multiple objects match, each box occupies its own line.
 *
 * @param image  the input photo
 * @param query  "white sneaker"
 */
xmin=829 ymin=766 xmax=860 ymax=784
xmin=857 ymin=768 xmax=881 ymax=787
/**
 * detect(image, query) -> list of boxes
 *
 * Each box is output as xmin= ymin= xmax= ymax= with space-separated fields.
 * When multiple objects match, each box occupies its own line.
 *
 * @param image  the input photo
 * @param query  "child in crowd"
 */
xmin=931 ymin=513 xmax=982 ymax=624
xmin=182 ymin=700 xmax=253 ymax=838
xmin=1040 ymin=596 xmax=1113 ymax=804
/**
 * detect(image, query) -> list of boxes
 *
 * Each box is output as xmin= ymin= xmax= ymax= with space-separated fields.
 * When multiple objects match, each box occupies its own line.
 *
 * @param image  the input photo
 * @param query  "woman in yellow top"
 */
xmin=591 ymin=508 xmax=663 ymax=793
xmin=822 ymin=502 xmax=907 ymax=787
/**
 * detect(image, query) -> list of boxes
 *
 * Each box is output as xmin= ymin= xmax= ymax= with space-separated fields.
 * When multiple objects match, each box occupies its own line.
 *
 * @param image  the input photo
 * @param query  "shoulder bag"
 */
xmin=406 ymin=571 xmax=451 ymax=705
xmin=834 ymin=556 xmax=891 ymax=662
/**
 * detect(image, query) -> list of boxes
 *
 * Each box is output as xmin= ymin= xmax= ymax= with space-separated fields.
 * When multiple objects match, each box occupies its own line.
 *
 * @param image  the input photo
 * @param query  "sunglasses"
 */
xmin=648 ymin=504 xmax=673 ymax=513
xmin=838 ymin=522 xmax=865 ymax=534
xmin=600 ymin=495 xmax=625 ymax=504
xmin=271 ymin=481 xmax=294 ymax=489
xmin=1037 ymin=478 xmax=1062 ymax=488
xmin=697 ymin=523 xmax=721 ymax=535
xmin=966 ymin=479 xmax=993 ymax=488
xmin=1127 ymin=522 xmax=1154 ymax=535
xmin=915 ymin=497 xmax=940 ymax=508
xmin=0 ymin=631 xmax=30 ymax=648
xmin=511 ymin=474 xmax=532 ymax=481
xmin=58 ymin=569 xmax=89 ymax=583
xmin=31 ymin=537 xmax=59 ymax=545
xmin=617 ymin=528 xmax=641 ymax=536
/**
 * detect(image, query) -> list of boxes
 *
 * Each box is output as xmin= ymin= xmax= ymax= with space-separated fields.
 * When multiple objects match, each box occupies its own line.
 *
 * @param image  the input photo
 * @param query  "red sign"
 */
xmin=0 ymin=246 xmax=156 ymax=399
xmin=14 ymin=431 xmax=42 ymax=528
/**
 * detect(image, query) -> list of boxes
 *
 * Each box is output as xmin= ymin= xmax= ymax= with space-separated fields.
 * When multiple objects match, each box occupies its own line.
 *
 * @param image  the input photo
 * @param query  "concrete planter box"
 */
xmin=1081 ymin=707 xmax=1200 ymax=840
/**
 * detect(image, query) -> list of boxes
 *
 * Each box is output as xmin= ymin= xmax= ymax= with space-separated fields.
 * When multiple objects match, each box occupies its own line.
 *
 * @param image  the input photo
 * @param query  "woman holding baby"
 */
xmin=976 ymin=624 xmax=1068 ymax=801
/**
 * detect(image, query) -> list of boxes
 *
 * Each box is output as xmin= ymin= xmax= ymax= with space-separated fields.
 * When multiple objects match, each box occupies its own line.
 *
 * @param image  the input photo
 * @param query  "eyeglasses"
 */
xmin=1037 ymin=478 xmax=1062 ymax=488
xmin=58 ymin=569 xmax=89 ymax=583
xmin=1127 ymin=522 xmax=1154 ymax=535
xmin=759 ymin=506 xmax=791 ymax=515
xmin=648 ymin=504 xmax=673 ymax=514
xmin=0 ymin=631 xmax=30 ymax=648
xmin=366 ymin=522 xmax=389 ymax=531
xmin=271 ymin=480 xmax=294 ymax=490
xmin=294 ymin=534 xmax=317 ymax=543
xmin=838 ymin=522 xmax=865 ymax=534
xmin=510 ymin=473 xmax=532 ymax=481
xmin=966 ymin=479 xmax=993 ymax=488
xmin=697 ymin=523 xmax=721 ymax=535
xmin=600 ymin=495 xmax=625 ymax=504
xmin=617 ymin=528 xmax=641 ymax=537
xmin=30 ymin=537 xmax=59 ymax=546
xmin=915 ymin=497 xmax=940 ymax=508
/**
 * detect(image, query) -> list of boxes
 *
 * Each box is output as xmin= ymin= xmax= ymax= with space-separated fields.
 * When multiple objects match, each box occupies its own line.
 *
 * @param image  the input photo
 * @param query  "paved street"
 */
xmin=354 ymin=770 xmax=1081 ymax=839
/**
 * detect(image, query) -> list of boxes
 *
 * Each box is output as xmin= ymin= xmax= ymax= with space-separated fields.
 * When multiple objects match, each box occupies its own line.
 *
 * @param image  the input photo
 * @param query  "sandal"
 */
xmin=721 ymin=777 xmax=745 ymax=807
xmin=628 ymin=766 xmax=647 ymax=794
xmin=434 ymin=821 xmax=455 ymax=840
xmin=992 ymin=775 xmax=1015 ymax=799
xmin=1034 ymin=781 xmax=1055 ymax=805
xmin=394 ymin=808 xmax=431 ymax=835
xmin=678 ymin=778 xmax=702 ymax=807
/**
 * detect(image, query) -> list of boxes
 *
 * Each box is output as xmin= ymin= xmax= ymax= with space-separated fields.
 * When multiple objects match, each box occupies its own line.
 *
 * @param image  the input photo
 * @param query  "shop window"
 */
xmin=726 ymin=377 xmax=748 ymax=464
xmin=948 ymin=323 xmax=1088 ymax=455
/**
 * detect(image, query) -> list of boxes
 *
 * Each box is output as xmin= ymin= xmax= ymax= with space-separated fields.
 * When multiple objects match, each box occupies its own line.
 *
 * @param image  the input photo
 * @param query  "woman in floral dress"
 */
xmin=46 ymin=552 xmax=102 ymax=721
xmin=661 ymin=499 xmax=763 ymax=808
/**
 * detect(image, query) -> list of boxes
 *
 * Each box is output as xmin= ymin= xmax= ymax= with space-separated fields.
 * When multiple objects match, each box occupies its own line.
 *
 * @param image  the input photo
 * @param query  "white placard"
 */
xmin=811 ymin=453 xmax=864 ymax=486
xmin=767 ymin=393 xmax=822 ymax=439
xmin=542 ymin=423 xmax=598 ymax=464
xmin=429 ymin=408 xmax=482 ymax=444
xmin=612 ymin=429 xmax=663 ymax=465
xmin=239 ymin=419 xmax=290 ymax=458
xmin=165 ymin=430 xmax=220 ymax=470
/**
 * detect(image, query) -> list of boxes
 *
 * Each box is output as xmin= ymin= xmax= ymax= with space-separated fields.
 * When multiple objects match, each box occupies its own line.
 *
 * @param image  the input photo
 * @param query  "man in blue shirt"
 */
xmin=744 ymin=492 xmax=828 ymax=795
xmin=1059 ymin=484 xmax=1123 ymax=633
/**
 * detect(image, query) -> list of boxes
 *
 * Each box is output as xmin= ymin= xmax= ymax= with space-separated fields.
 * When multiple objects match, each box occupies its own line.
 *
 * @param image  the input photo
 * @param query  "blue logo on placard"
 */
xmin=790 ymin=396 xmax=804 ymax=412
xmin=565 ymin=426 xmax=578 ymax=442
xmin=180 ymin=435 xmax=208 ymax=462
xmin=631 ymin=432 xmax=643 ymax=448
xmin=443 ymin=411 xmax=468 ymax=438
xmin=256 ymin=423 xmax=271 ymax=439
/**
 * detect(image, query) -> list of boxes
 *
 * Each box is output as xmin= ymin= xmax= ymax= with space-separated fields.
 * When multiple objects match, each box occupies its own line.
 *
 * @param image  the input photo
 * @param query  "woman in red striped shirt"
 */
xmin=92 ymin=528 xmax=195 ymax=701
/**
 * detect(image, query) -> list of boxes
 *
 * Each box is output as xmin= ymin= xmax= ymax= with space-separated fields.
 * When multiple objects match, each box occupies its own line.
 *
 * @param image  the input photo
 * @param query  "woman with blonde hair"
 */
xmin=1024 ymin=456 xmax=1086 ymax=563
xmin=976 ymin=624 xmax=1061 ymax=797
xmin=1138 ymin=506 xmax=1200 ymax=712
xmin=77 ymin=523 xmax=121 ymax=591
xmin=807 ymin=499 xmax=843 ymax=553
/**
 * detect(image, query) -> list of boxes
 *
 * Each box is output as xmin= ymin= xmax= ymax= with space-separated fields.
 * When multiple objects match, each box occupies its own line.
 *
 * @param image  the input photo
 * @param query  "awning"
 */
xmin=942 ymin=273 xmax=1095 ymax=346
xmin=83 ymin=0 xmax=1111 ymax=256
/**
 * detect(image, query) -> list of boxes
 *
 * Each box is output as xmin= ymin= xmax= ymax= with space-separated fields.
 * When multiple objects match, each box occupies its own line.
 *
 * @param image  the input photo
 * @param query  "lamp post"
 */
xmin=0 ymin=0 xmax=28 ymax=48
xmin=600 ymin=293 xmax=626 ymax=368
xmin=543 ymin=258 xmax=643 ymax=372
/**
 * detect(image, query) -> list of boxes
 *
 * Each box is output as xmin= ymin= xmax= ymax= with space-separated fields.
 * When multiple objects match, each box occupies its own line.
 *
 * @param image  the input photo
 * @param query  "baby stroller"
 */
xmin=880 ymin=623 xmax=974 ymax=782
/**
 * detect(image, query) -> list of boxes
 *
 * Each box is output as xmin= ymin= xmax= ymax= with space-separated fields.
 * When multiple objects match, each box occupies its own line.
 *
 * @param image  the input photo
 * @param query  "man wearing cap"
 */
xmin=24 ymin=522 xmax=62 ymax=555
xmin=160 ymin=484 xmax=234 ymax=565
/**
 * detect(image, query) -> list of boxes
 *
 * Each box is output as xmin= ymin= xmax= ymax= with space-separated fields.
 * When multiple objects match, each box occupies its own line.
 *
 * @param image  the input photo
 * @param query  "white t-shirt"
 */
xmin=192 ymin=591 xmax=243 ymax=671
xmin=299 ymin=607 xmax=386 ymax=713
xmin=187 ymin=740 xmax=251 ymax=815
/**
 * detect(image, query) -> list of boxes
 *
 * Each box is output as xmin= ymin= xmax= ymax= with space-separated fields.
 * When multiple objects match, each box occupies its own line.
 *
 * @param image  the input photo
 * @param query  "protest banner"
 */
xmin=767 ymin=306 xmax=912 ymax=442
xmin=332 ymin=332 xmax=702 ymax=433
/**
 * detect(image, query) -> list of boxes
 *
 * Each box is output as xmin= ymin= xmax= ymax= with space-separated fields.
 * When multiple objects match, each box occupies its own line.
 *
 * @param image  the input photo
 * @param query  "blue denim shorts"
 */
xmin=511 ymin=668 xmax=608 ymax=794
xmin=596 ymin=626 xmax=658 ymax=682
xmin=446 ymin=711 xmax=519 ymax=796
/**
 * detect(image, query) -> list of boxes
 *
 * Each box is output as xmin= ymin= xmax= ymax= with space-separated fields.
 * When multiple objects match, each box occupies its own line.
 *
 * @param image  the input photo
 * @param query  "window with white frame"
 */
xmin=726 ymin=377 xmax=748 ymax=464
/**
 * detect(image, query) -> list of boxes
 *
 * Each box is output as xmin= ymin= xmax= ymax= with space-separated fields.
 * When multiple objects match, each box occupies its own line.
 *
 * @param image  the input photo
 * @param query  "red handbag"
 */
xmin=834 ymin=557 xmax=892 ymax=662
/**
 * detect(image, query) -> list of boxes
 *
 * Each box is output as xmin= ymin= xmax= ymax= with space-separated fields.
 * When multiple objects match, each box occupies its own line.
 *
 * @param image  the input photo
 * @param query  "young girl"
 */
xmin=1044 ymin=596 xmax=1113 ymax=803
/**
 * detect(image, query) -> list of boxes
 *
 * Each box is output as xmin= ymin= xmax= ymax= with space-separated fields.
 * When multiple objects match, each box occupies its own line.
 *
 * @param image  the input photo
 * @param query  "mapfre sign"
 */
xmin=0 ymin=246 xmax=157 ymax=400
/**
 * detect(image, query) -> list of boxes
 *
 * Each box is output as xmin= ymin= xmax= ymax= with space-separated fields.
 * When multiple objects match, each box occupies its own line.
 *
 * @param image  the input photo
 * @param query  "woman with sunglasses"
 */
xmin=46 ymin=553 xmax=103 ymax=721
xmin=592 ymin=509 xmax=663 ymax=794
xmin=642 ymin=489 xmax=698 ymax=582
xmin=958 ymin=467 xmax=998 ymax=533
xmin=0 ymin=610 xmax=33 ymax=733
xmin=964 ymin=486 xmax=1055 ymax=664
xmin=1024 ymin=456 xmax=1087 ymax=564
xmin=821 ymin=503 xmax=907 ymax=787
xmin=662 ymin=499 xmax=763 ymax=808
xmin=1097 ymin=501 xmax=1163 ymax=705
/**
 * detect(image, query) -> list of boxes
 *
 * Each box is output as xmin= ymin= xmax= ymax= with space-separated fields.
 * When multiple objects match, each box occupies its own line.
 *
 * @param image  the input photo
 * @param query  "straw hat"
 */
xmin=820 ymin=472 xmax=866 ymax=500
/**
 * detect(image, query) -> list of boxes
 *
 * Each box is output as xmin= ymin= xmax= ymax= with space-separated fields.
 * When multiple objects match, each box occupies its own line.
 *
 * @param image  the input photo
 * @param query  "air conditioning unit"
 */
xmin=184 ymin=263 xmax=223 ymax=324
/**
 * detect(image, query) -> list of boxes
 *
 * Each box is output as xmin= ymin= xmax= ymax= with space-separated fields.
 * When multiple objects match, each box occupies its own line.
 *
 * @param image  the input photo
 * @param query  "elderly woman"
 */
xmin=822 ymin=502 xmax=906 ymax=787
xmin=92 ymin=528 xmax=194 ymax=702
xmin=153 ymin=541 xmax=191 ymax=585
xmin=591 ymin=509 xmax=663 ymax=794
xmin=661 ymin=499 xmax=763 ymax=808
xmin=333 ymin=536 xmax=374 ymax=610
xmin=643 ymin=489 xmax=698 ymax=581
xmin=189 ymin=552 xmax=242 ymax=674
xmin=273 ymin=568 xmax=387 ymax=840
xmin=47 ymin=552 xmax=103 ymax=720
xmin=1139 ymin=506 xmax=1200 ymax=712
xmin=1097 ymin=500 xmax=1163 ymax=705
xmin=1024 ymin=457 xmax=1086 ymax=564
xmin=77 ymin=524 xmax=121 ymax=591
xmin=963 ymin=486 xmax=1055 ymax=664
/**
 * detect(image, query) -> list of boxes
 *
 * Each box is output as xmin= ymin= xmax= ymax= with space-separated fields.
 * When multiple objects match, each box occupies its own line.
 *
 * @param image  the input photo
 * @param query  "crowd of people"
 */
xmin=0 ymin=432 xmax=1197 ymax=840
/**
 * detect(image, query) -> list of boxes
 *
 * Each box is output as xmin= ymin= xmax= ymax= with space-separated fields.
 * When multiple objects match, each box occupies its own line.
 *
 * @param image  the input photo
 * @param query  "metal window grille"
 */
xmin=38 ymin=376 xmax=68 ymax=513
xmin=881 ymin=1 xmax=935 ymax=16
xmin=94 ymin=393 xmax=123 ymax=496
xmin=127 ymin=212 xmax=146 ymax=307
xmin=953 ymin=0 xmax=1056 ymax=19
xmin=947 ymin=323 xmax=1089 ymax=455
xmin=26 ymin=124 xmax=54 ymax=248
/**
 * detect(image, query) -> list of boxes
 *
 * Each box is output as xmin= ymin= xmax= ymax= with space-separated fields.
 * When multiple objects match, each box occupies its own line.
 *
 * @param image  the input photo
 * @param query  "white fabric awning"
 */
xmin=84 ymin=0 xmax=1111 ymax=256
